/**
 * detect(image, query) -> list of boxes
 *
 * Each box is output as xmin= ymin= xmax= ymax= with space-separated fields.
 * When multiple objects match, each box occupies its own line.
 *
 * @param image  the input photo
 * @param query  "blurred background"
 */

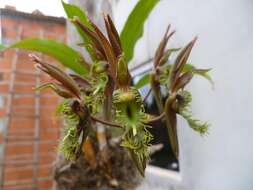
xmin=0 ymin=0 xmax=253 ymax=190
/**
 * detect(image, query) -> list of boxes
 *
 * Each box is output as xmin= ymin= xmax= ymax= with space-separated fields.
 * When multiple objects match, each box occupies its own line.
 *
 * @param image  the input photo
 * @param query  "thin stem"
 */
xmin=150 ymin=74 xmax=163 ymax=113
xmin=91 ymin=116 xmax=122 ymax=128
xmin=130 ymin=57 xmax=153 ymax=72
xmin=146 ymin=112 xmax=165 ymax=124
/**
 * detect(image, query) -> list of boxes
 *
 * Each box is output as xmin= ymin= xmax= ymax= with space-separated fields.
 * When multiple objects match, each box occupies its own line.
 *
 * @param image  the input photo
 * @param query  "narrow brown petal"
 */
xmin=88 ymin=18 xmax=117 ymax=79
xmin=72 ymin=17 xmax=106 ymax=60
xmin=172 ymin=70 xmax=194 ymax=92
xmin=104 ymin=14 xmax=122 ymax=57
xmin=32 ymin=55 xmax=81 ymax=99
xmin=106 ymin=15 xmax=122 ymax=48
xmin=158 ymin=48 xmax=181 ymax=66
xmin=69 ymin=74 xmax=91 ymax=89
xmin=169 ymin=37 xmax=197 ymax=90
xmin=154 ymin=25 xmax=175 ymax=68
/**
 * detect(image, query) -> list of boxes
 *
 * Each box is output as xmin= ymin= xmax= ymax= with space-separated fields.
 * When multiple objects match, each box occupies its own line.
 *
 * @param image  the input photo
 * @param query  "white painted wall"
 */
xmin=113 ymin=0 xmax=253 ymax=190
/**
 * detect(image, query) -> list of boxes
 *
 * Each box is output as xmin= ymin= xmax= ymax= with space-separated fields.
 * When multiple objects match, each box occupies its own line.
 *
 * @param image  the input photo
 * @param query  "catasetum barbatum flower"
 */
xmin=25 ymin=3 xmax=212 ymax=177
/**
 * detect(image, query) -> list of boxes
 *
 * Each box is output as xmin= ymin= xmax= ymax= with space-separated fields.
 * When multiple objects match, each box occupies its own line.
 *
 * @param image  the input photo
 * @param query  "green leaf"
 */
xmin=120 ymin=0 xmax=160 ymax=63
xmin=135 ymin=73 xmax=150 ymax=89
xmin=61 ymin=1 xmax=95 ymax=59
xmin=62 ymin=0 xmax=93 ymax=32
xmin=0 ymin=44 xmax=6 ymax=50
xmin=7 ymin=38 xmax=88 ymax=75
xmin=183 ymin=64 xmax=214 ymax=86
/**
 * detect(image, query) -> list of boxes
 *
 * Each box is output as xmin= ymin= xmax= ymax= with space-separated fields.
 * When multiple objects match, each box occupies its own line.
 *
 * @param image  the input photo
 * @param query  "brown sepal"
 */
xmin=103 ymin=14 xmax=122 ymax=57
xmin=154 ymin=25 xmax=175 ymax=68
xmin=171 ymin=70 xmax=194 ymax=92
xmin=169 ymin=37 xmax=197 ymax=90
xmin=31 ymin=54 xmax=81 ymax=99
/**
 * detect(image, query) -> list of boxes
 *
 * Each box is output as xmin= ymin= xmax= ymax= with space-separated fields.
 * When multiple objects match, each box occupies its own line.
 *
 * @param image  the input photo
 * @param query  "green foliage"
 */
xmin=120 ymin=0 xmax=160 ymax=62
xmin=85 ymin=71 xmax=108 ymax=115
xmin=60 ymin=126 xmax=80 ymax=161
xmin=159 ymin=63 xmax=213 ymax=86
xmin=135 ymin=73 xmax=150 ymax=89
xmin=0 ymin=44 xmax=5 ymax=50
xmin=178 ymin=91 xmax=210 ymax=135
xmin=6 ymin=38 xmax=88 ymax=75
xmin=61 ymin=0 xmax=95 ymax=59
xmin=62 ymin=0 xmax=92 ymax=31
xmin=56 ymin=100 xmax=81 ymax=160
xmin=183 ymin=64 xmax=213 ymax=86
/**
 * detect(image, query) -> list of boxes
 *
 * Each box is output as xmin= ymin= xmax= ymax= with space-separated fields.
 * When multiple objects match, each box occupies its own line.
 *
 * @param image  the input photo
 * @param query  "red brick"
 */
xmin=40 ymin=142 xmax=58 ymax=154
xmin=0 ymin=108 xmax=6 ymax=117
xmin=6 ymin=144 xmax=34 ymax=156
xmin=12 ymin=106 xmax=35 ymax=114
xmin=4 ymin=167 xmax=33 ymax=181
xmin=38 ymin=178 xmax=53 ymax=190
xmin=15 ymin=74 xmax=36 ymax=83
xmin=1 ymin=72 xmax=11 ymax=81
xmin=2 ymin=26 xmax=17 ymax=39
xmin=41 ymin=118 xmax=61 ymax=129
xmin=13 ymin=83 xmax=34 ymax=93
xmin=1 ymin=12 xmax=66 ymax=189
xmin=40 ymin=96 xmax=59 ymax=105
xmin=1 ymin=18 xmax=18 ymax=28
xmin=0 ymin=132 xmax=3 ymax=144
xmin=0 ymin=83 xmax=9 ymax=92
xmin=0 ymin=60 xmax=12 ymax=70
xmin=5 ymin=153 xmax=34 ymax=161
xmin=39 ymin=165 xmax=53 ymax=178
xmin=9 ymin=117 xmax=35 ymax=130
xmin=3 ymin=180 xmax=33 ymax=190
xmin=40 ymin=128 xmax=59 ymax=140
xmin=12 ymin=96 xmax=35 ymax=106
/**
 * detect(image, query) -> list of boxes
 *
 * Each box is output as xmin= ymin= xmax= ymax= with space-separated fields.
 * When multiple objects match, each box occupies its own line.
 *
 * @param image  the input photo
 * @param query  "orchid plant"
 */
xmin=0 ymin=0 xmax=212 ymax=177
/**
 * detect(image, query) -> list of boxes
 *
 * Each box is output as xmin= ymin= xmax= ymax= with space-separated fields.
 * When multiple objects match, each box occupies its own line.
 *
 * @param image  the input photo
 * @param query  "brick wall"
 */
xmin=0 ymin=8 xmax=66 ymax=190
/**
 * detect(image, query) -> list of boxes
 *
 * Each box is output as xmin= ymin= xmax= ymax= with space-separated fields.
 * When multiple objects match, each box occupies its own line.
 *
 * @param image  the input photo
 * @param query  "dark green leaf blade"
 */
xmin=0 ymin=44 xmax=6 ymax=50
xmin=183 ymin=64 xmax=214 ymax=86
xmin=7 ymin=38 xmax=88 ymax=75
xmin=61 ymin=0 xmax=95 ymax=59
xmin=120 ymin=0 xmax=160 ymax=63
xmin=135 ymin=73 xmax=150 ymax=89
xmin=62 ymin=0 xmax=93 ymax=35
